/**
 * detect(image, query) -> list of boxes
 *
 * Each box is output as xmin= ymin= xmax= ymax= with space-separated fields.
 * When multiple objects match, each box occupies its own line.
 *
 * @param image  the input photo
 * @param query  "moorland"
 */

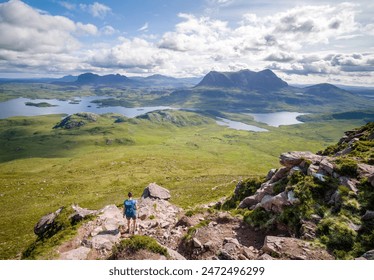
xmin=0 ymin=69 xmax=373 ymax=259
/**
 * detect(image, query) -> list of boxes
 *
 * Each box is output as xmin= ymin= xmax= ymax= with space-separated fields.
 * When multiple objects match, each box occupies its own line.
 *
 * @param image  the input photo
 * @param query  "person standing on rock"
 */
xmin=123 ymin=192 xmax=137 ymax=234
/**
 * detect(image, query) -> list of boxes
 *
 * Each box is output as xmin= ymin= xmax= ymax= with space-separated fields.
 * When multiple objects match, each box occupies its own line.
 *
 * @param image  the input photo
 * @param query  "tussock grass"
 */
xmin=110 ymin=235 xmax=169 ymax=259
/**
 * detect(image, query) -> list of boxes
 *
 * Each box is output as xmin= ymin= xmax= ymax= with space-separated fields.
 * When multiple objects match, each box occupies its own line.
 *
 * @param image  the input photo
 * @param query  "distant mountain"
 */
xmin=156 ymin=69 xmax=372 ymax=113
xmin=196 ymin=69 xmax=288 ymax=91
xmin=303 ymin=83 xmax=353 ymax=97
xmin=0 ymin=72 xmax=201 ymax=88
xmin=50 ymin=73 xmax=201 ymax=88
xmin=75 ymin=73 xmax=132 ymax=86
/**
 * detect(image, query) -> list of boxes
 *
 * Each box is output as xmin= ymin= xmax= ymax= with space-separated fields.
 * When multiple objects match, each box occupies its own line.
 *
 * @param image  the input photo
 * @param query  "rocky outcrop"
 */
xmin=34 ymin=207 xmax=64 ymax=237
xmin=279 ymin=151 xmax=322 ymax=168
xmin=234 ymin=124 xmax=374 ymax=260
xmin=142 ymin=182 xmax=171 ymax=200
xmin=238 ymin=179 xmax=298 ymax=212
xmin=239 ymin=149 xmax=374 ymax=213
xmin=53 ymin=112 xmax=98 ymax=129
xmin=261 ymin=236 xmax=333 ymax=260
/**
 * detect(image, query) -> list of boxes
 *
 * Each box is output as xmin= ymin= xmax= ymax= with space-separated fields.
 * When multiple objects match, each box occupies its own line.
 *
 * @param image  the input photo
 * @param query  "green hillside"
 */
xmin=0 ymin=110 xmax=366 ymax=259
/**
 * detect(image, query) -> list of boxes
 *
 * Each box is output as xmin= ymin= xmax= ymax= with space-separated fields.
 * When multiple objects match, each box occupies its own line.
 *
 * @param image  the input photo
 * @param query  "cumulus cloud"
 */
xmin=1 ymin=0 xmax=373 ymax=85
xmin=159 ymin=13 xmax=231 ymax=54
xmin=267 ymin=52 xmax=374 ymax=81
xmin=0 ymin=0 xmax=98 ymax=75
xmin=0 ymin=0 xmax=97 ymax=53
xmin=80 ymin=2 xmax=111 ymax=18
xmin=87 ymin=38 xmax=170 ymax=70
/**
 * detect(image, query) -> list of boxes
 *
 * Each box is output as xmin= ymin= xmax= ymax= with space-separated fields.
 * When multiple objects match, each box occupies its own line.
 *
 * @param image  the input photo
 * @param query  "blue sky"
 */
xmin=0 ymin=0 xmax=374 ymax=85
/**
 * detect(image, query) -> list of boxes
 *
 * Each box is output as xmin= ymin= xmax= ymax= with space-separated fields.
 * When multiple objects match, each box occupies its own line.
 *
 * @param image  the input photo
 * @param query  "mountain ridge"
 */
xmin=196 ymin=69 xmax=288 ymax=91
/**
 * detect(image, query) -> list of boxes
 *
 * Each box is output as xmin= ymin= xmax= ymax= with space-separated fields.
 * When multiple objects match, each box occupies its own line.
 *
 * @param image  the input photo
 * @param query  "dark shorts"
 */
xmin=125 ymin=213 xmax=137 ymax=220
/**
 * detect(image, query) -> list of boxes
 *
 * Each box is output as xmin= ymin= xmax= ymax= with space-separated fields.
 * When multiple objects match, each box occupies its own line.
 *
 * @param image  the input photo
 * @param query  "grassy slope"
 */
xmin=0 ymin=110 xmax=366 ymax=259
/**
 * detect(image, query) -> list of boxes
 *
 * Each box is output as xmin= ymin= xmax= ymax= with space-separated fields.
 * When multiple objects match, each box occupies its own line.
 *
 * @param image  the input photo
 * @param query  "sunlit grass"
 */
xmin=0 ymin=111 xmax=365 ymax=259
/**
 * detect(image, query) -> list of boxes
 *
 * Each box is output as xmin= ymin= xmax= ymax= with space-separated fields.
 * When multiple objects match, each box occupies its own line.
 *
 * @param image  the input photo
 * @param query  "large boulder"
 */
xmin=279 ymin=152 xmax=322 ymax=168
xmin=34 ymin=207 xmax=63 ymax=237
xmin=142 ymin=183 xmax=171 ymax=200
xmin=70 ymin=204 xmax=99 ymax=223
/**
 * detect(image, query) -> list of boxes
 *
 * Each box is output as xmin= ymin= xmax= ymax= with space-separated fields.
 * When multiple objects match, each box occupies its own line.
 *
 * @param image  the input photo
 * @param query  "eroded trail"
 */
xmin=54 ymin=184 xmax=331 ymax=260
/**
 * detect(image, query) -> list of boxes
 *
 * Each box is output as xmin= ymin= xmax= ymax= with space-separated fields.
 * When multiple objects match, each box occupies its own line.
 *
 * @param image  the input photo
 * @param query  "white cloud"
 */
xmin=76 ymin=22 xmax=98 ymax=35
xmin=1 ymin=1 xmax=373 ymax=85
xmin=0 ymin=0 xmax=98 ymax=75
xmin=59 ymin=1 xmax=76 ymax=11
xmin=80 ymin=2 xmax=111 ymax=18
xmin=87 ymin=38 xmax=171 ymax=70
xmin=138 ymin=22 xmax=149 ymax=32
xmin=100 ymin=25 xmax=117 ymax=35
xmin=159 ymin=13 xmax=231 ymax=53
xmin=0 ymin=0 xmax=94 ymax=53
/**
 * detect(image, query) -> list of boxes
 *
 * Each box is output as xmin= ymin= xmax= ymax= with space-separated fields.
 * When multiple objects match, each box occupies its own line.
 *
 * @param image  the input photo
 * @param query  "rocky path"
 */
xmin=34 ymin=182 xmax=336 ymax=260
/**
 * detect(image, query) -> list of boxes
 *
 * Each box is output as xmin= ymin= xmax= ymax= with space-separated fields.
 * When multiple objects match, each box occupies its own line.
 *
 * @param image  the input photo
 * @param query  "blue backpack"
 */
xmin=124 ymin=199 xmax=136 ymax=217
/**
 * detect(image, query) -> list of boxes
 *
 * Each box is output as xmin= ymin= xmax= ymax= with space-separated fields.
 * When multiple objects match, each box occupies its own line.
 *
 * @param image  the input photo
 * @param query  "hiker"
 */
xmin=123 ymin=192 xmax=137 ymax=234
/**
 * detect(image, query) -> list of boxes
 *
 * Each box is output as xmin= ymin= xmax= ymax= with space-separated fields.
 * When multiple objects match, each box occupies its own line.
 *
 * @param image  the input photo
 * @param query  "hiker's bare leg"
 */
xmin=127 ymin=219 xmax=130 ymax=232
xmin=133 ymin=219 xmax=137 ymax=233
